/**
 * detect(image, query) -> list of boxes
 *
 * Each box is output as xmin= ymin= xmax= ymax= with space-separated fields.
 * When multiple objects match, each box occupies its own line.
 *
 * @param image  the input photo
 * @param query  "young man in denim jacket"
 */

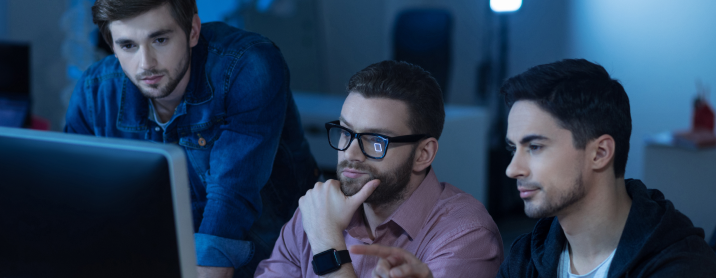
xmin=64 ymin=0 xmax=319 ymax=277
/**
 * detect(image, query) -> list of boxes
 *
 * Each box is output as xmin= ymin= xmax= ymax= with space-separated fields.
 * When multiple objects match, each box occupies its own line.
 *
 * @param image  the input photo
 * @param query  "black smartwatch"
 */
xmin=312 ymin=248 xmax=352 ymax=276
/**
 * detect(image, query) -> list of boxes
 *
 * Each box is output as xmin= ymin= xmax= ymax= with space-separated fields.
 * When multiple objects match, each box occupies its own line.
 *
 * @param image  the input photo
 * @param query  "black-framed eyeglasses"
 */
xmin=325 ymin=120 xmax=430 ymax=159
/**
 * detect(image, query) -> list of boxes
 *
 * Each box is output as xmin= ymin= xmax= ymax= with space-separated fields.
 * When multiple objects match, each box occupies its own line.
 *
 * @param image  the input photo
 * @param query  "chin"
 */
xmin=523 ymin=202 xmax=549 ymax=219
xmin=339 ymin=177 xmax=364 ymax=197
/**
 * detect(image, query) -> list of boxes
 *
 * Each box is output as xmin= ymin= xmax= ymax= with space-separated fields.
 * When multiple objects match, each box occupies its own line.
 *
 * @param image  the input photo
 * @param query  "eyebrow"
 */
xmin=113 ymin=29 xmax=174 ymax=45
xmin=505 ymin=134 xmax=549 ymax=145
xmin=148 ymin=29 xmax=173 ymax=38
xmin=338 ymin=115 xmax=397 ymax=136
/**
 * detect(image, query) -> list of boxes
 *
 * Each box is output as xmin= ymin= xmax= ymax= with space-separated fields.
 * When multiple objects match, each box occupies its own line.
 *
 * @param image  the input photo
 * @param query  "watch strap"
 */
xmin=335 ymin=249 xmax=352 ymax=265
xmin=312 ymin=248 xmax=352 ymax=275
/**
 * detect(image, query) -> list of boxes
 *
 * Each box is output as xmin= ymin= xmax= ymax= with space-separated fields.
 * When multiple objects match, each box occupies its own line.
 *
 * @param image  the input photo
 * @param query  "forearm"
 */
xmin=307 ymin=230 xmax=347 ymax=255
xmin=198 ymin=188 xmax=260 ymax=239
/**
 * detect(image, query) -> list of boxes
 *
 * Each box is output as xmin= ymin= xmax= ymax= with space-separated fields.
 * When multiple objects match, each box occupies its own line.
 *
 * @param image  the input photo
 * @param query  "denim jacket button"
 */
xmin=154 ymin=127 xmax=160 ymax=132
xmin=198 ymin=137 xmax=207 ymax=146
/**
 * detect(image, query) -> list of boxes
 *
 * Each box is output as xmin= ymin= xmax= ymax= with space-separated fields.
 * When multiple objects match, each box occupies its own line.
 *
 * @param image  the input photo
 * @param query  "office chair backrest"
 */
xmin=393 ymin=8 xmax=453 ymax=100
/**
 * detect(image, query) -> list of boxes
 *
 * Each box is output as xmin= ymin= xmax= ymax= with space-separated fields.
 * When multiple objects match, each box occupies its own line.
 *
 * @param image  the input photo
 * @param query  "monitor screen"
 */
xmin=0 ymin=127 xmax=196 ymax=278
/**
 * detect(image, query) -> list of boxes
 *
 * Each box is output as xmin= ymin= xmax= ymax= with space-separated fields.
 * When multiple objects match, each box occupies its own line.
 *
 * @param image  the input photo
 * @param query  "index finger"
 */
xmin=353 ymin=244 xmax=422 ymax=269
xmin=350 ymin=244 xmax=395 ymax=259
xmin=351 ymin=244 xmax=418 ymax=265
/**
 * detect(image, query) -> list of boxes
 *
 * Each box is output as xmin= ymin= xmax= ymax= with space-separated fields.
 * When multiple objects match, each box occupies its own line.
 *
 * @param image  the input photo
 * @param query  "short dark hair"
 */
xmin=501 ymin=59 xmax=632 ymax=178
xmin=92 ymin=0 xmax=198 ymax=47
xmin=347 ymin=60 xmax=445 ymax=140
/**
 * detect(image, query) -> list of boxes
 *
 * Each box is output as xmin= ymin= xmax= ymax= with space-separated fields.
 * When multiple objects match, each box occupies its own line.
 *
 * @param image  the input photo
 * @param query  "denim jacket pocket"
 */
xmin=178 ymin=116 xmax=224 ymax=183
xmin=178 ymin=117 xmax=224 ymax=150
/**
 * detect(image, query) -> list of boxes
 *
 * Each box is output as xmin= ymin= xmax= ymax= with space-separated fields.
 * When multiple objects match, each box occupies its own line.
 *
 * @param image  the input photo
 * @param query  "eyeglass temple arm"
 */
xmin=389 ymin=134 xmax=430 ymax=143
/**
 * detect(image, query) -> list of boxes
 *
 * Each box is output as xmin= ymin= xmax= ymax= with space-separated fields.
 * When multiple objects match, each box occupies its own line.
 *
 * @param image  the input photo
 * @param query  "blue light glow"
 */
xmin=374 ymin=143 xmax=382 ymax=153
xmin=490 ymin=0 xmax=522 ymax=13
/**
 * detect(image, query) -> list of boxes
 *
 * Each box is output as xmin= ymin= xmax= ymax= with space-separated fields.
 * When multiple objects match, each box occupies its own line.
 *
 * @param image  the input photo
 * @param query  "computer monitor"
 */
xmin=0 ymin=127 xmax=197 ymax=278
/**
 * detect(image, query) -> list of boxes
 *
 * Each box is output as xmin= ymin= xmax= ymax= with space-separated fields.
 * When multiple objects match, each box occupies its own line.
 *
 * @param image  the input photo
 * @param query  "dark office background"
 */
xmin=2 ymin=0 xmax=716 ymax=250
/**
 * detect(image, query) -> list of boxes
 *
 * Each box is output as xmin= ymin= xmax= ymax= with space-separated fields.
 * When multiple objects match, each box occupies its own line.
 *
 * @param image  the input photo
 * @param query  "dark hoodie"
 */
xmin=497 ymin=179 xmax=716 ymax=277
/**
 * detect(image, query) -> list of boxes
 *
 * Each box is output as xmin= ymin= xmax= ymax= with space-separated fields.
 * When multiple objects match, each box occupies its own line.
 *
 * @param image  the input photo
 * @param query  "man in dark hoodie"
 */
xmin=496 ymin=58 xmax=716 ymax=277
xmin=352 ymin=59 xmax=716 ymax=277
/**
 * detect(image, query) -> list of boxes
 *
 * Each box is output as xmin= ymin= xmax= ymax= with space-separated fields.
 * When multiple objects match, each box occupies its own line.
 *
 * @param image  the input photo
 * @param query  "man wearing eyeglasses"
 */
xmin=254 ymin=60 xmax=503 ymax=278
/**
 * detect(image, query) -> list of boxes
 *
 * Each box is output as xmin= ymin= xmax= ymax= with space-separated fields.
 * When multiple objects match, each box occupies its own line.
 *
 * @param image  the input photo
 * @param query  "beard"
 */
xmin=523 ymin=173 xmax=585 ymax=218
xmin=130 ymin=46 xmax=191 ymax=99
xmin=337 ymin=149 xmax=415 ymax=207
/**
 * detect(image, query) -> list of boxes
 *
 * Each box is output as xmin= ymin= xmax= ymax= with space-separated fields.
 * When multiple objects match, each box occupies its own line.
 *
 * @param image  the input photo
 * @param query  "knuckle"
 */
xmin=419 ymin=263 xmax=430 ymax=276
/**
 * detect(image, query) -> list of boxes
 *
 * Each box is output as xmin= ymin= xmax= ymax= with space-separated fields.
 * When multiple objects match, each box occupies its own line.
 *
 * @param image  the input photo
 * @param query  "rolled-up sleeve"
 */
xmin=254 ymin=208 xmax=304 ymax=277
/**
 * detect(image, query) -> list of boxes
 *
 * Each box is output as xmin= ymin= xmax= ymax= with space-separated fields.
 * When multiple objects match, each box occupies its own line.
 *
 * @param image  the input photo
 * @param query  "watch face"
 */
xmin=312 ymin=250 xmax=340 ymax=275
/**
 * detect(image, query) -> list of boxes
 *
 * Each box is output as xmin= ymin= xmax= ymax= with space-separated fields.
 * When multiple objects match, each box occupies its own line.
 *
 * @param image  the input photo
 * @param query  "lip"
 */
xmin=342 ymin=169 xmax=367 ymax=179
xmin=517 ymin=186 xmax=540 ymax=199
xmin=141 ymin=75 xmax=163 ymax=85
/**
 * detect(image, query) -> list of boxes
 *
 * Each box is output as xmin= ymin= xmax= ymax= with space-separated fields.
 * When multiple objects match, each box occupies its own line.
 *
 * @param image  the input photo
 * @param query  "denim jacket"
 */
xmin=65 ymin=22 xmax=318 ymax=275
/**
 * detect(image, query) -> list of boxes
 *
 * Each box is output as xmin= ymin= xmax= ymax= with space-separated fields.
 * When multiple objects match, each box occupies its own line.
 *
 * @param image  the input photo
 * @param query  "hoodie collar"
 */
xmin=530 ymin=179 xmax=703 ymax=277
xmin=530 ymin=217 xmax=564 ymax=277
xmin=606 ymin=179 xmax=702 ymax=277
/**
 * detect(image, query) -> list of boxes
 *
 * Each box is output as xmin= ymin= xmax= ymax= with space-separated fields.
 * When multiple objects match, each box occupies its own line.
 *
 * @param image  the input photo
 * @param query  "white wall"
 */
xmin=507 ymin=0 xmax=570 ymax=78
xmin=568 ymin=0 xmax=716 ymax=179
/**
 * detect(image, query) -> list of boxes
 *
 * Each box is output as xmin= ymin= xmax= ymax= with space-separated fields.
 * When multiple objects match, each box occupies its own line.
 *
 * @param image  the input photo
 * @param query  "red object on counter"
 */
xmin=693 ymin=99 xmax=715 ymax=132
xmin=29 ymin=115 xmax=50 ymax=131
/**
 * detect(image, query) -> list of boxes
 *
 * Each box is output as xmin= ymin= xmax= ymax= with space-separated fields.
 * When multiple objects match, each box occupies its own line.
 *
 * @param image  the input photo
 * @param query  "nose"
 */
xmin=138 ymin=46 xmax=157 ymax=70
xmin=505 ymin=151 xmax=529 ymax=179
xmin=343 ymin=137 xmax=366 ymax=162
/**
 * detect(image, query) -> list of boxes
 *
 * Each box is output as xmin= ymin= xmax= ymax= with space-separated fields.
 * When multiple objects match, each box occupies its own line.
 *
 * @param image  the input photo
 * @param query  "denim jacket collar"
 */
xmin=184 ymin=36 xmax=213 ymax=105
xmin=116 ymin=35 xmax=213 ymax=132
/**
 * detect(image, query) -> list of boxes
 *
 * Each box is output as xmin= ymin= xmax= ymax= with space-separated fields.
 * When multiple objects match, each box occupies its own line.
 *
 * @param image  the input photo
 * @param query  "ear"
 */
xmin=589 ymin=134 xmax=616 ymax=173
xmin=189 ymin=14 xmax=201 ymax=48
xmin=412 ymin=138 xmax=439 ymax=172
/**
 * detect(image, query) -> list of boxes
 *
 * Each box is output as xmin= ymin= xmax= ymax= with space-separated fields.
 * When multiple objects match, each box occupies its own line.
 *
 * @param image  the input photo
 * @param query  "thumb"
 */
xmin=348 ymin=179 xmax=380 ymax=205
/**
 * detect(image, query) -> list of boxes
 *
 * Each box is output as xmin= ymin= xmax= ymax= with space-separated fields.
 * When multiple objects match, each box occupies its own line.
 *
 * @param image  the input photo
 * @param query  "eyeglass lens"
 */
xmin=328 ymin=127 xmax=387 ymax=158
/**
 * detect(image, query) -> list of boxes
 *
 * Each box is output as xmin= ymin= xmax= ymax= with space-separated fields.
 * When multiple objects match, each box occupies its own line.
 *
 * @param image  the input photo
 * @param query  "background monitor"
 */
xmin=0 ymin=42 xmax=31 ymax=127
xmin=0 ymin=127 xmax=196 ymax=278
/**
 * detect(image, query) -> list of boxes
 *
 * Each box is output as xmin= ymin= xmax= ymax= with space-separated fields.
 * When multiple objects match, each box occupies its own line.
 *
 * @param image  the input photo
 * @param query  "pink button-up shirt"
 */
xmin=255 ymin=168 xmax=503 ymax=278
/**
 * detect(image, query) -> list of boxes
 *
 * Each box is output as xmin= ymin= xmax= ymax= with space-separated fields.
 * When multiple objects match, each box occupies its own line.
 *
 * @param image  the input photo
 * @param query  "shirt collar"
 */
xmin=183 ymin=35 xmax=213 ymax=105
xmin=389 ymin=167 xmax=443 ymax=239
